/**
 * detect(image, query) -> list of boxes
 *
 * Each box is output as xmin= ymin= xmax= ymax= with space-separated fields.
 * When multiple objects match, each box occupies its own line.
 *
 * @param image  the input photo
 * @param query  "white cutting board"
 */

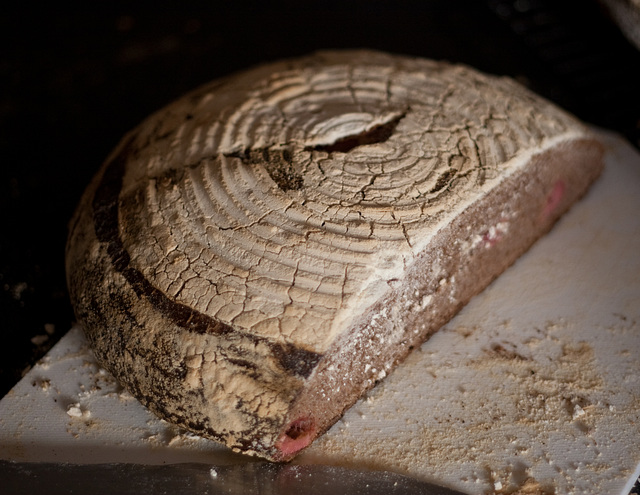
xmin=1 ymin=130 xmax=639 ymax=495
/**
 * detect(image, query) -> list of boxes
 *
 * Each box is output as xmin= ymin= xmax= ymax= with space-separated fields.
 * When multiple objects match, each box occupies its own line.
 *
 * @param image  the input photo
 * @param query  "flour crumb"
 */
xmin=572 ymin=404 xmax=585 ymax=420
xmin=209 ymin=467 xmax=218 ymax=478
xmin=66 ymin=404 xmax=82 ymax=417
xmin=66 ymin=402 xmax=91 ymax=420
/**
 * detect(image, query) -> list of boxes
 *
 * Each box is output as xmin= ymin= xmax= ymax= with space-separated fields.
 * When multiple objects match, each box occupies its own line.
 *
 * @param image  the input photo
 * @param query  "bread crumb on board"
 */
xmin=303 ymin=312 xmax=640 ymax=495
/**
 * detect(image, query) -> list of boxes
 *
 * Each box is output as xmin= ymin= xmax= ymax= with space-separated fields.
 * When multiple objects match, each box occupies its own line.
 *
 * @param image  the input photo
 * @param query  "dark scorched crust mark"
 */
xmin=91 ymin=134 xmax=322 ymax=379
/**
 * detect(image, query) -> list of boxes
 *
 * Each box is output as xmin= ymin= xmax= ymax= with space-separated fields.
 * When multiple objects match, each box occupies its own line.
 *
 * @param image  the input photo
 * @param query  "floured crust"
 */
xmin=65 ymin=50 xmax=604 ymax=460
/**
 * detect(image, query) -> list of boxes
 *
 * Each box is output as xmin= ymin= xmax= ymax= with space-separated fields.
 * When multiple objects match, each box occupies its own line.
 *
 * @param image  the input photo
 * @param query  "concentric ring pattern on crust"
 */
xmin=112 ymin=50 xmax=577 ymax=352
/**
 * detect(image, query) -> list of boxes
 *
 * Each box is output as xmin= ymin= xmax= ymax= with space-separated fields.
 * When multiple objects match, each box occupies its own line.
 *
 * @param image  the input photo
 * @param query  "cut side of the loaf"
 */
xmin=65 ymin=50 xmax=604 ymax=461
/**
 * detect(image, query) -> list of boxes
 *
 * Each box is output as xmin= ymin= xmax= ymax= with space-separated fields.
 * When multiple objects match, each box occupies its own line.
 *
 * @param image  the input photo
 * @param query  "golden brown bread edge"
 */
xmin=65 ymin=50 xmax=604 ymax=461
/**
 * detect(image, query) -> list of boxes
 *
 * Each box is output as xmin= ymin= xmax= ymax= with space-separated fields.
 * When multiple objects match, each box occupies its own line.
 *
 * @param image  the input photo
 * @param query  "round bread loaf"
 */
xmin=66 ymin=50 xmax=603 ymax=461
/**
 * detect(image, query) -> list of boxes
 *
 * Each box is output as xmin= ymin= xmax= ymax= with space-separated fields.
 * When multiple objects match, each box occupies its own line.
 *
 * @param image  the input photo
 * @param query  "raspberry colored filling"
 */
xmin=542 ymin=180 xmax=566 ymax=219
xmin=275 ymin=417 xmax=317 ymax=459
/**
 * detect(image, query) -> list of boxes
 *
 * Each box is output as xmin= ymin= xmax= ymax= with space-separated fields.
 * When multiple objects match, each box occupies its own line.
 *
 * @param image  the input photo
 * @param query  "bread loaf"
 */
xmin=65 ymin=50 xmax=604 ymax=461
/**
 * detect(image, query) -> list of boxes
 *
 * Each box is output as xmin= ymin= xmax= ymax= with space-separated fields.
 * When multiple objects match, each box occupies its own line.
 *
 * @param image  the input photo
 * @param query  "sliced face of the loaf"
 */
xmin=65 ymin=50 xmax=604 ymax=461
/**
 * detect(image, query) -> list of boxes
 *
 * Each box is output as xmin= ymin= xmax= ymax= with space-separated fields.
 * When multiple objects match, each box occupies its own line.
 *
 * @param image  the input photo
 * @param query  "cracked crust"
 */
xmin=65 ymin=50 xmax=604 ymax=461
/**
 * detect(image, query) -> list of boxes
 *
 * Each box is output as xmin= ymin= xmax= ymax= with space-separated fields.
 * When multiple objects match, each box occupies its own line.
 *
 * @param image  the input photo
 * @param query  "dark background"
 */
xmin=1 ymin=2 xmax=639 ymax=488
